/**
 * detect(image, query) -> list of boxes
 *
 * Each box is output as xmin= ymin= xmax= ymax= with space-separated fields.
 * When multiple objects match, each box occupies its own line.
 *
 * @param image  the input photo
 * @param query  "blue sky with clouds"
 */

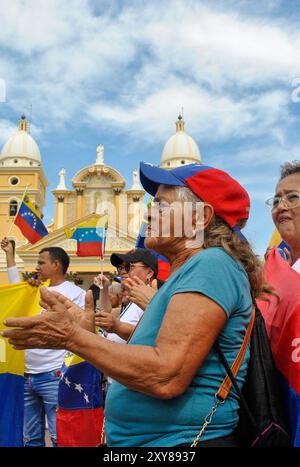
xmin=1 ymin=0 xmax=300 ymax=254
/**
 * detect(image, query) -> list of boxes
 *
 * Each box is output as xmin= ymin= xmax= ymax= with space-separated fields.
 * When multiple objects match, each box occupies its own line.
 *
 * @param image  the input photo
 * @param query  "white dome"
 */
xmin=0 ymin=116 xmax=41 ymax=167
xmin=160 ymin=117 xmax=201 ymax=169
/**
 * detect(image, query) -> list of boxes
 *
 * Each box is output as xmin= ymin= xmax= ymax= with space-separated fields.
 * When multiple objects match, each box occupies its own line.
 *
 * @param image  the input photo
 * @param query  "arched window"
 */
xmin=9 ymin=200 xmax=18 ymax=217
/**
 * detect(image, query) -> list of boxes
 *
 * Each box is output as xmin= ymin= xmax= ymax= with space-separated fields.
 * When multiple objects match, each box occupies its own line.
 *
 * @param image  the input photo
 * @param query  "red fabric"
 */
xmin=258 ymin=248 xmax=300 ymax=395
xmin=157 ymin=259 xmax=170 ymax=281
xmin=77 ymin=241 xmax=103 ymax=257
xmin=56 ymin=407 xmax=104 ymax=447
xmin=14 ymin=214 xmax=43 ymax=244
xmin=185 ymin=168 xmax=250 ymax=228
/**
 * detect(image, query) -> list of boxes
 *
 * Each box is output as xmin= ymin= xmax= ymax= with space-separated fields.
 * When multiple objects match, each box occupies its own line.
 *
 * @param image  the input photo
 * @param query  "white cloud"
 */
xmin=0 ymin=119 xmax=17 ymax=146
xmin=219 ymin=143 xmax=300 ymax=169
xmin=137 ymin=2 xmax=300 ymax=88
xmin=87 ymin=83 xmax=291 ymax=145
xmin=0 ymin=0 xmax=300 ymax=144
xmin=0 ymin=0 xmax=84 ymax=53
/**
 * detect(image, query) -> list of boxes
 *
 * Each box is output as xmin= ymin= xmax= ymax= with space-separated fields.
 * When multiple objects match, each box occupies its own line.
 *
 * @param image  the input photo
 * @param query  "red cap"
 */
xmin=140 ymin=162 xmax=250 ymax=229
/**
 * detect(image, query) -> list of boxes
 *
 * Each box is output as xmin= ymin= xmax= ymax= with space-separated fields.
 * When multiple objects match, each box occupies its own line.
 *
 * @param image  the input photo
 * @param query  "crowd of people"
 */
xmin=1 ymin=159 xmax=300 ymax=447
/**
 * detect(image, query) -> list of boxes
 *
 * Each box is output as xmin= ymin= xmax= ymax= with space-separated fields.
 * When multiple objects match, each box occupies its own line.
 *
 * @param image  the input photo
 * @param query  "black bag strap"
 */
xmin=214 ymin=303 xmax=264 ymax=443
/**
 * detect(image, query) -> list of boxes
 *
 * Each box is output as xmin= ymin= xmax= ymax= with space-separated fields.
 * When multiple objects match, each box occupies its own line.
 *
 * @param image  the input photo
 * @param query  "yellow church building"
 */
xmin=0 ymin=114 xmax=201 ymax=288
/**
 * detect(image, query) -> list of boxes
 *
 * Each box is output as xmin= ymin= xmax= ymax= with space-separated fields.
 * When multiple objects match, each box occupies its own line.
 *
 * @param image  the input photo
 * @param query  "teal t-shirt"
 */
xmin=105 ymin=247 xmax=252 ymax=447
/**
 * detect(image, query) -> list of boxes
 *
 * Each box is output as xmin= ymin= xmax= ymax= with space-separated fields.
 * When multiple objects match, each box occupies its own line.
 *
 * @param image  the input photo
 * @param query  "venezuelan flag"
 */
xmin=65 ymin=216 xmax=104 ymax=257
xmin=258 ymin=248 xmax=300 ymax=447
xmin=269 ymin=228 xmax=290 ymax=251
xmin=14 ymin=194 xmax=48 ymax=244
xmin=0 ymin=282 xmax=40 ymax=446
xmin=57 ymin=353 xmax=104 ymax=447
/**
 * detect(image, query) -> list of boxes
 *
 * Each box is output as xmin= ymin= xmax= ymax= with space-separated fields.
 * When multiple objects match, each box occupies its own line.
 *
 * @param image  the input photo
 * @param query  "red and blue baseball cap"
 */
xmin=139 ymin=162 xmax=250 ymax=230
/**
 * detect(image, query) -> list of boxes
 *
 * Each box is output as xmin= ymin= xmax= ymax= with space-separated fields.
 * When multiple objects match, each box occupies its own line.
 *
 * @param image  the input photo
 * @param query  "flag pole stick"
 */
xmin=99 ymin=228 xmax=104 ymax=290
xmin=99 ymin=256 xmax=104 ymax=289
xmin=99 ymin=210 xmax=108 ymax=290
xmin=7 ymin=184 xmax=31 ymax=237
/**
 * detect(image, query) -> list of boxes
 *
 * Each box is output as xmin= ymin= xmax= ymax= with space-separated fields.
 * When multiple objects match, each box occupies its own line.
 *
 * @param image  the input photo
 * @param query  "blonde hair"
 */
xmin=203 ymin=216 xmax=264 ymax=299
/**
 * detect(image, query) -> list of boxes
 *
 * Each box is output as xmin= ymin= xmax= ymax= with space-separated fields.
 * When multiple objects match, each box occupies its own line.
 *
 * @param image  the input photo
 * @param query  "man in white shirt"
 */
xmin=1 ymin=238 xmax=85 ymax=447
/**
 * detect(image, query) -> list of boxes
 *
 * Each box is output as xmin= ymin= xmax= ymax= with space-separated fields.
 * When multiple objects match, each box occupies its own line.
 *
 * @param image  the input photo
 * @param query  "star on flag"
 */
xmin=21 ymin=211 xmax=37 ymax=228
xmin=62 ymin=376 xmax=90 ymax=404
xmin=74 ymin=383 xmax=83 ymax=393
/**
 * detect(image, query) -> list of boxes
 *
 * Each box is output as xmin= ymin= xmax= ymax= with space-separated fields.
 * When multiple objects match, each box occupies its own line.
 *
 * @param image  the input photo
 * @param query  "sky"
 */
xmin=1 ymin=0 xmax=300 ymax=255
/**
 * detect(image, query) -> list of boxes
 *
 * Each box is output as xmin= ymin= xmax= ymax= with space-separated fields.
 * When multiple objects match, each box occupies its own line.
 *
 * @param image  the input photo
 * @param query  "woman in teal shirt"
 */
xmin=3 ymin=163 xmax=264 ymax=447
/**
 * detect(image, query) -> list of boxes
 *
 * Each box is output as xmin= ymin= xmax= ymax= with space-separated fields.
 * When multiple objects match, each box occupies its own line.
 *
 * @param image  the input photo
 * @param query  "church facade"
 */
xmin=0 ymin=115 xmax=201 ymax=288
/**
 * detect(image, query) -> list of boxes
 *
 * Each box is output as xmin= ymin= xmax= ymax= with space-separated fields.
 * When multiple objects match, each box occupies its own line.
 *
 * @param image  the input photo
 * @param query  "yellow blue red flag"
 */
xmin=268 ymin=228 xmax=290 ymax=260
xmin=56 ymin=352 xmax=104 ymax=446
xmin=64 ymin=215 xmax=106 ymax=257
xmin=14 ymin=194 xmax=48 ymax=244
xmin=0 ymin=282 xmax=40 ymax=446
xmin=269 ymin=228 xmax=290 ymax=250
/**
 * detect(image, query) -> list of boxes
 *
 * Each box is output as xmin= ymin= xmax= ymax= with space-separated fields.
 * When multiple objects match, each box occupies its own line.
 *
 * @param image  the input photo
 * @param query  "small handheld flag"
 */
xmin=65 ymin=216 xmax=104 ymax=257
xmin=14 ymin=195 xmax=48 ymax=244
xmin=268 ymin=228 xmax=290 ymax=259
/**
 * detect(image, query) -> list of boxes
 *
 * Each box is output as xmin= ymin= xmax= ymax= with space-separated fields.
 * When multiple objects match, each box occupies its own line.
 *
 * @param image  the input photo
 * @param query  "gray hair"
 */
xmin=162 ymin=185 xmax=201 ymax=204
xmin=280 ymin=160 xmax=300 ymax=180
xmin=108 ymin=283 xmax=122 ymax=295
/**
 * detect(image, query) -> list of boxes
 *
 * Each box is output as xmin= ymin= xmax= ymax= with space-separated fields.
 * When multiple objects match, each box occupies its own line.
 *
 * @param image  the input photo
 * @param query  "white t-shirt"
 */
xmin=105 ymin=302 xmax=144 ymax=386
xmin=7 ymin=267 xmax=86 ymax=374
xmin=105 ymin=302 xmax=144 ymax=345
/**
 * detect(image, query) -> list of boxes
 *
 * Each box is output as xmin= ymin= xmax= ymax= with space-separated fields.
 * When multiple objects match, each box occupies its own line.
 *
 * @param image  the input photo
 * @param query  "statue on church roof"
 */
xmin=96 ymin=144 xmax=104 ymax=165
xmin=56 ymin=168 xmax=67 ymax=190
xmin=130 ymin=169 xmax=142 ymax=190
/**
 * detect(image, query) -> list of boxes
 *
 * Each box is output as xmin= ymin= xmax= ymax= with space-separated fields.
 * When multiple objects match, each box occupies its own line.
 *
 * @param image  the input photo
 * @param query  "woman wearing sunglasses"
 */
xmin=94 ymin=248 xmax=158 ymax=344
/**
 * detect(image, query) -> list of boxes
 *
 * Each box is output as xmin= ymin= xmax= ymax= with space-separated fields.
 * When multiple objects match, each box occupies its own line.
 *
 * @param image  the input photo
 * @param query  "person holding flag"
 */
xmin=261 ymin=161 xmax=300 ymax=447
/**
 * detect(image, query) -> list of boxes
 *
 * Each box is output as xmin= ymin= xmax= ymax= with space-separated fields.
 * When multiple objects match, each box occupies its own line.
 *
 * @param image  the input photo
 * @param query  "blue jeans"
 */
xmin=24 ymin=369 xmax=61 ymax=447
